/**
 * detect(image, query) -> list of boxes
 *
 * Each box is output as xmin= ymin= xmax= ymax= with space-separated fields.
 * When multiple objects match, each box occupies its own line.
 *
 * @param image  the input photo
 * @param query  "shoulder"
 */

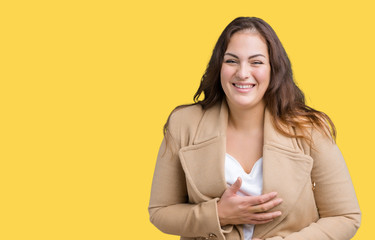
xmin=166 ymin=101 xmax=224 ymax=146
xmin=170 ymin=103 xmax=204 ymax=120
xmin=168 ymin=104 xmax=204 ymax=128
xmin=166 ymin=103 xmax=205 ymax=145
xmin=311 ymin=125 xmax=336 ymax=153
xmin=297 ymin=123 xmax=335 ymax=156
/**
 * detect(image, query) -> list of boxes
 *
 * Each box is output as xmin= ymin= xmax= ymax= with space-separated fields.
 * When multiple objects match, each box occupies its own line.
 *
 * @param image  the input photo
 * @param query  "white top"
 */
xmin=225 ymin=153 xmax=263 ymax=240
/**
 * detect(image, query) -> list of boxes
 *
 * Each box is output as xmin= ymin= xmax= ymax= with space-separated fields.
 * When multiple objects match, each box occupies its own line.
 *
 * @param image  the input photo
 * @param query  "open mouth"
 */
xmin=233 ymin=83 xmax=255 ymax=89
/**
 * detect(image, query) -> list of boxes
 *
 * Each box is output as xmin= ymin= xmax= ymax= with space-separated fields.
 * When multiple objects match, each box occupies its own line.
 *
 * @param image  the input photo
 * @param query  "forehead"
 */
xmin=226 ymin=31 xmax=268 ymax=56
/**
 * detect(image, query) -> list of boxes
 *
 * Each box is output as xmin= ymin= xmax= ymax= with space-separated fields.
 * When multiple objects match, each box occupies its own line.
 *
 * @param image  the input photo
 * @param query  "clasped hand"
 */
xmin=217 ymin=177 xmax=283 ymax=227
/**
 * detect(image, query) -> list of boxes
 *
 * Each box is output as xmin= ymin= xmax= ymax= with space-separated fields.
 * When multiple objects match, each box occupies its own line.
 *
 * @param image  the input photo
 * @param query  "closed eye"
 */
xmin=224 ymin=59 xmax=237 ymax=64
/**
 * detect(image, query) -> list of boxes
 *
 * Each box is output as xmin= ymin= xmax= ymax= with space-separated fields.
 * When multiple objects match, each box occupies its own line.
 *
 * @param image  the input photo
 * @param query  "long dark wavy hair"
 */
xmin=164 ymin=17 xmax=336 ymax=143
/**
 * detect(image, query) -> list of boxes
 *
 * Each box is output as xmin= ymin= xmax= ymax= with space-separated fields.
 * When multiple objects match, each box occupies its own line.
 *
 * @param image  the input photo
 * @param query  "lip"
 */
xmin=232 ymin=83 xmax=256 ymax=93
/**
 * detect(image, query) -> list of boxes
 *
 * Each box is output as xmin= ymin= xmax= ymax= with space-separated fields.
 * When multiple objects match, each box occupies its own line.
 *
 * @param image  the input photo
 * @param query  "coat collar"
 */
xmin=178 ymin=100 xmax=313 ymax=238
xmin=192 ymin=99 xmax=297 ymax=149
xmin=192 ymin=100 xmax=228 ymax=145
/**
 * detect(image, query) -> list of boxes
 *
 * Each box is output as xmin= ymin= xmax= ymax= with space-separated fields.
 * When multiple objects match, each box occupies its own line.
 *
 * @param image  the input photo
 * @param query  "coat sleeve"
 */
xmin=265 ymin=128 xmax=361 ymax=240
xmin=148 ymin=111 xmax=231 ymax=240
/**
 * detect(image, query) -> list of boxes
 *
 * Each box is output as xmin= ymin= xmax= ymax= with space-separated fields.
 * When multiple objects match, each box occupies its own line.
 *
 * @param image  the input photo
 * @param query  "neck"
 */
xmin=227 ymin=101 xmax=266 ymax=134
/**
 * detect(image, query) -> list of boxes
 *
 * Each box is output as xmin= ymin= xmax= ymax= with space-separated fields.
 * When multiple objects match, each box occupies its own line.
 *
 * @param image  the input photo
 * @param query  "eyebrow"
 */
xmin=224 ymin=53 xmax=266 ymax=59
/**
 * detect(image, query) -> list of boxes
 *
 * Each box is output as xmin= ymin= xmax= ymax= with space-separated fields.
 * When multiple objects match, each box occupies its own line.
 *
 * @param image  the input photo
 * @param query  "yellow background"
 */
xmin=1 ymin=0 xmax=374 ymax=239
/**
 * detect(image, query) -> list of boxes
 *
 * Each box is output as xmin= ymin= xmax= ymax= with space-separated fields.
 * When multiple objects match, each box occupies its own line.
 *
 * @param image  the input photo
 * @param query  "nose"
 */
xmin=236 ymin=63 xmax=251 ymax=80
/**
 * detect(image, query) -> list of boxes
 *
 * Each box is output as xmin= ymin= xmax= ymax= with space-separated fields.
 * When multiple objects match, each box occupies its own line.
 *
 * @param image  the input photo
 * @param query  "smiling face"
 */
xmin=220 ymin=31 xmax=271 ymax=111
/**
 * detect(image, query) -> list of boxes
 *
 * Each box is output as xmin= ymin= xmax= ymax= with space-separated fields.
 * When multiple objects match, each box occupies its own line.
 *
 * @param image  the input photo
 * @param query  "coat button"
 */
xmin=197 ymin=237 xmax=208 ymax=240
xmin=208 ymin=233 xmax=217 ymax=239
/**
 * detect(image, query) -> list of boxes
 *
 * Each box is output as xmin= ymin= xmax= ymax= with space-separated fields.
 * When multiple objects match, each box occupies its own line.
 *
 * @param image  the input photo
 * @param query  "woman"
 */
xmin=149 ymin=17 xmax=361 ymax=240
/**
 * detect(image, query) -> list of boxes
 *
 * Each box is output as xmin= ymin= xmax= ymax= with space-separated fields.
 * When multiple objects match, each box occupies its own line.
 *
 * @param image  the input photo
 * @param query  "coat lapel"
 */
xmin=178 ymin=101 xmax=229 ymax=201
xmin=178 ymin=100 xmax=313 ymax=238
xmin=253 ymin=112 xmax=313 ymax=238
xmin=179 ymin=137 xmax=227 ymax=201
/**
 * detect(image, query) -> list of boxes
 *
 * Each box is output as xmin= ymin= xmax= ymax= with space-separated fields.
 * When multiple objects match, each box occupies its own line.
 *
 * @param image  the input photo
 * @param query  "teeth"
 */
xmin=234 ymin=83 xmax=254 ymax=89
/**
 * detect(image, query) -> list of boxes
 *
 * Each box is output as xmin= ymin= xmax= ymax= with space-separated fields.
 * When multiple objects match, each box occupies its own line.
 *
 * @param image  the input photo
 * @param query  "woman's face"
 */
xmin=220 ymin=31 xmax=271 ymax=111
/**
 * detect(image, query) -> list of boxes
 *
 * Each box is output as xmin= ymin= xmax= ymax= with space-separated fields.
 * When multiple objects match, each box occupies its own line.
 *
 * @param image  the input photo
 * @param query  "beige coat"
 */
xmin=149 ymin=100 xmax=361 ymax=240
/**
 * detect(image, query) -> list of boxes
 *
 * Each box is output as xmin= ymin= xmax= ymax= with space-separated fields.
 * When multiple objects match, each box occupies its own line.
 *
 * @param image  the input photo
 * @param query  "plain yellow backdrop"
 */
xmin=1 ymin=0 xmax=374 ymax=239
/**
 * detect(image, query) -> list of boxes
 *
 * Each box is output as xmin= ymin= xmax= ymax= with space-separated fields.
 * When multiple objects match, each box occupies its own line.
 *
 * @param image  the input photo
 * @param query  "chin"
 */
xmin=229 ymin=98 xmax=265 ymax=110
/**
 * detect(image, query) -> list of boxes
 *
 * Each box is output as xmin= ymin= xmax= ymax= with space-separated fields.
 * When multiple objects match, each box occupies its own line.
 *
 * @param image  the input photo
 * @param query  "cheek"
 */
xmin=220 ymin=66 xmax=232 ymax=83
xmin=254 ymin=68 xmax=270 ymax=85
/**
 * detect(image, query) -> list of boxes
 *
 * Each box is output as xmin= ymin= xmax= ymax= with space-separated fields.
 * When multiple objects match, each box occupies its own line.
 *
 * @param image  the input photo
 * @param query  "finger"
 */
xmin=228 ymin=177 xmax=242 ymax=194
xmin=247 ymin=218 xmax=274 ymax=225
xmin=249 ymin=198 xmax=283 ymax=213
xmin=244 ymin=192 xmax=278 ymax=206
xmin=248 ymin=211 xmax=282 ymax=223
